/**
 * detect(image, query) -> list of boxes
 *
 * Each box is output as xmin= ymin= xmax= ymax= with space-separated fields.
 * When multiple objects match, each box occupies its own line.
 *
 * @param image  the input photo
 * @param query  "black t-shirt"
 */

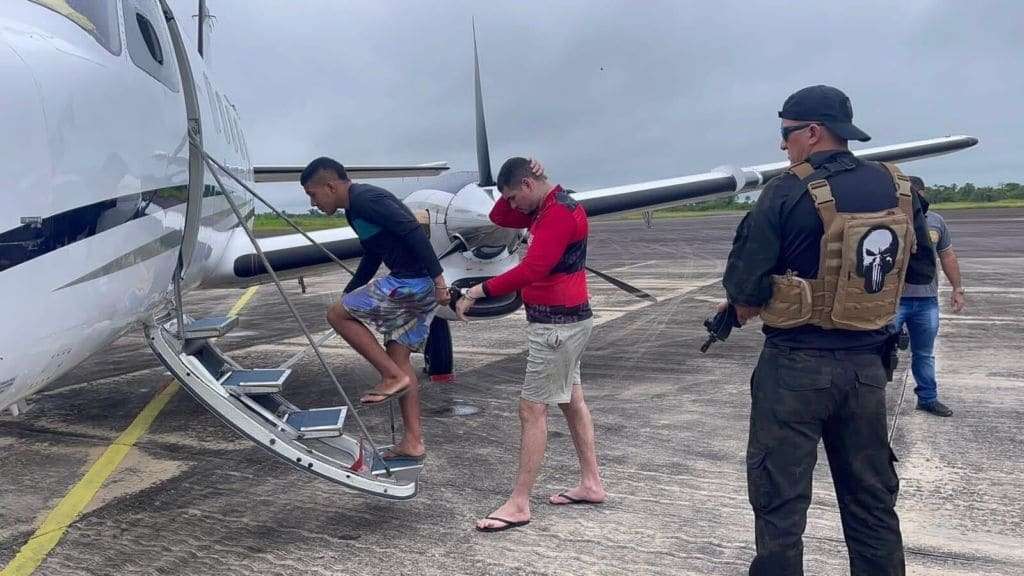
xmin=343 ymin=183 xmax=443 ymax=293
xmin=723 ymin=150 xmax=935 ymax=350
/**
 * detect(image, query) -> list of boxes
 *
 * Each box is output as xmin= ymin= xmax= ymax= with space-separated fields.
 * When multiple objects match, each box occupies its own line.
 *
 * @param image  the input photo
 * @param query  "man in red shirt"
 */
xmin=457 ymin=157 xmax=606 ymax=532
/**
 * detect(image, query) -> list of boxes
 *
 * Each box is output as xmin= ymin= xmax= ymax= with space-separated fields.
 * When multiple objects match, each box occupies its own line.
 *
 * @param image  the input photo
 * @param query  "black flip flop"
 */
xmin=360 ymin=385 xmax=409 ymax=406
xmin=381 ymin=450 xmax=426 ymax=463
xmin=476 ymin=516 xmax=530 ymax=533
xmin=550 ymin=491 xmax=603 ymax=506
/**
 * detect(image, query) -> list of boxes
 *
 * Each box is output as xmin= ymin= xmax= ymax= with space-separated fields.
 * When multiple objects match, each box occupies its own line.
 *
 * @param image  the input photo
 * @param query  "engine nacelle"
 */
xmin=403 ymin=184 xmax=524 ymax=321
xmin=444 ymin=183 xmax=520 ymax=253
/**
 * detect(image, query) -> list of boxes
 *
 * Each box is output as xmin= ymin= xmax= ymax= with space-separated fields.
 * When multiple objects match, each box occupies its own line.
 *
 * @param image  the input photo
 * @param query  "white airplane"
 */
xmin=0 ymin=1 xmax=977 ymax=499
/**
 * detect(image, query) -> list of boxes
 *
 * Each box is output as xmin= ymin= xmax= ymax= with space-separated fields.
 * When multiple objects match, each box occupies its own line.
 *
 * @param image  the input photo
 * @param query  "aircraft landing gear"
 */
xmin=424 ymin=317 xmax=453 ymax=380
xmin=6 ymin=399 xmax=30 ymax=417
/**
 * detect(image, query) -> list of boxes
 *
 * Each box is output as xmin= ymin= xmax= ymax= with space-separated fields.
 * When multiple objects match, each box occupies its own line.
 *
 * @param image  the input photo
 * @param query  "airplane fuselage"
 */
xmin=0 ymin=1 xmax=252 ymax=410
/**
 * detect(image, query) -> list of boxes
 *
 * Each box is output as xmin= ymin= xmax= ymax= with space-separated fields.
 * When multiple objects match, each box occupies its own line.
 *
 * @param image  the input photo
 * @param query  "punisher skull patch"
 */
xmin=856 ymin=226 xmax=899 ymax=294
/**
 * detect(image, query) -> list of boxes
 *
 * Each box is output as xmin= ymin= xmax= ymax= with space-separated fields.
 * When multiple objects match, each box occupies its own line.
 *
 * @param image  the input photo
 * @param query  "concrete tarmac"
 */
xmin=1 ymin=209 xmax=1021 ymax=575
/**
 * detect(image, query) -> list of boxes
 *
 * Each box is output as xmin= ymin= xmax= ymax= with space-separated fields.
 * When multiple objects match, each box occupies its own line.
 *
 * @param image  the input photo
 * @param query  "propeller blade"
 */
xmin=472 ymin=19 xmax=494 ymax=187
xmin=437 ymin=236 xmax=468 ymax=261
xmin=585 ymin=266 xmax=657 ymax=303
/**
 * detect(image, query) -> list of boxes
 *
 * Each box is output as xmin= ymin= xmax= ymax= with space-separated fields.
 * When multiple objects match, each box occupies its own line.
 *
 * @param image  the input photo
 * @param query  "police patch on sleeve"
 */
xmin=856 ymin=226 xmax=899 ymax=294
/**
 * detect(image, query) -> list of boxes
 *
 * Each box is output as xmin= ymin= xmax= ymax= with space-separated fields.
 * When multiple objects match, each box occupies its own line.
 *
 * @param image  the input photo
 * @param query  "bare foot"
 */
xmin=549 ymin=485 xmax=606 ymax=505
xmin=474 ymin=500 xmax=530 ymax=531
xmin=359 ymin=373 xmax=411 ymax=404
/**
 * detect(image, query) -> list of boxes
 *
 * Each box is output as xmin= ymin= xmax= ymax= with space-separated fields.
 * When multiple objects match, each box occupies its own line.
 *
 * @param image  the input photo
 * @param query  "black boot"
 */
xmin=917 ymin=400 xmax=953 ymax=417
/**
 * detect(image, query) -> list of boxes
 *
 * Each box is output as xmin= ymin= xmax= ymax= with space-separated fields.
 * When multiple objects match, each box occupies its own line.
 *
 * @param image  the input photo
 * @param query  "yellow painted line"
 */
xmin=1 ymin=381 xmax=178 ymax=576
xmin=1 ymin=288 xmax=260 ymax=576
xmin=228 ymin=286 xmax=260 ymax=317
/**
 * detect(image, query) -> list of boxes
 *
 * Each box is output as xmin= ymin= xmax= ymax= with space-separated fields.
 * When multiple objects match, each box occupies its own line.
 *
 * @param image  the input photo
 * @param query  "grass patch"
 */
xmin=927 ymin=199 xmax=1024 ymax=210
xmin=254 ymin=197 xmax=1024 ymax=232
xmin=254 ymin=213 xmax=347 ymax=234
xmin=616 ymin=207 xmax=748 ymax=220
xmin=614 ymin=198 xmax=1024 ymax=222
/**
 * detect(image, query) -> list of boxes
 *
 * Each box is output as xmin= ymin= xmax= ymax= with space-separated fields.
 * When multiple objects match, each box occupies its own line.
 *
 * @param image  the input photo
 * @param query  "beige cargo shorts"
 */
xmin=522 ymin=318 xmax=593 ymax=405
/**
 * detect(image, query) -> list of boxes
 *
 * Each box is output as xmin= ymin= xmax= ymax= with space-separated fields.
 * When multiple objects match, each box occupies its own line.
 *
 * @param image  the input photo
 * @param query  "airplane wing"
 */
xmin=204 ymin=224 xmax=364 ymax=288
xmin=254 ymin=162 xmax=449 ymax=183
xmin=206 ymin=134 xmax=977 ymax=288
xmin=575 ymin=135 xmax=978 ymax=216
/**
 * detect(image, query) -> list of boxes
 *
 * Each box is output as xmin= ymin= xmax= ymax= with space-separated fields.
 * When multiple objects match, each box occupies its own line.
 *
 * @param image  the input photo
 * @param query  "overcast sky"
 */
xmin=169 ymin=1 xmax=1022 ymax=212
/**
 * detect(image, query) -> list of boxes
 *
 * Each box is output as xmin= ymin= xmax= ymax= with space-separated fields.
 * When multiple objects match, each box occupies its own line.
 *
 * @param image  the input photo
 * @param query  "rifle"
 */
xmin=700 ymin=303 xmax=741 ymax=353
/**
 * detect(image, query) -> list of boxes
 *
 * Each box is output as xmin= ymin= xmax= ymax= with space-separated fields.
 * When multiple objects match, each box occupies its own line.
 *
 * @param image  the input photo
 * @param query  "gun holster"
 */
xmin=882 ymin=325 xmax=911 ymax=381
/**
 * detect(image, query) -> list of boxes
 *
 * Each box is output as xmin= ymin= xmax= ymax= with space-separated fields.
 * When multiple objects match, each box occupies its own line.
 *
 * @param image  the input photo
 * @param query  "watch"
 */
xmin=954 ymin=287 xmax=966 ymax=295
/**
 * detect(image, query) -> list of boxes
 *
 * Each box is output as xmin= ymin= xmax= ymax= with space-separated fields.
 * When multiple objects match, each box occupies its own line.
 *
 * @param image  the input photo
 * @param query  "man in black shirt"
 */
xmin=301 ymin=157 xmax=449 ymax=462
xmin=722 ymin=86 xmax=934 ymax=575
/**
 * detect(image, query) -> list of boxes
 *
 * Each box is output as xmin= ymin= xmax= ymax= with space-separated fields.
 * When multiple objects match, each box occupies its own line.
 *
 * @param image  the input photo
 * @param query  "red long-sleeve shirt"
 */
xmin=483 ymin=185 xmax=592 ymax=324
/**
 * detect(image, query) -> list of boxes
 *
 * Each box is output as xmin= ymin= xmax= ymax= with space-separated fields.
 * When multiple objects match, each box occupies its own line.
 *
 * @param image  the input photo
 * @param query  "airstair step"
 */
xmin=250 ymin=392 xmax=290 ymax=416
xmin=371 ymin=455 xmax=425 ymax=477
xmin=184 ymin=315 xmax=238 ymax=339
xmin=220 ymin=369 xmax=289 ymax=395
xmin=283 ymin=407 xmax=347 ymax=438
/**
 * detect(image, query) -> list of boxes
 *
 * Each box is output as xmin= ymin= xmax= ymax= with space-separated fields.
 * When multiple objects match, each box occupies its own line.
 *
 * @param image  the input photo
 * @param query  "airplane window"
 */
xmin=239 ymin=126 xmax=251 ymax=165
xmin=28 ymin=0 xmax=121 ymax=55
xmin=123 ymin=0 xmax=180 ymax=92
xmin=0 ymin=186 xmax=187 ymax=273
xmin=216 ymin=92 xmax=232 ymax=146
xmin=203 ymin=75 xmax=222 ymax=134
xmin=225 ymin=104 xmax=241 ymax=154
xmin=231 ymin=114 xmax=241 ymax=154
xmin=135 ymin=13 xmax=163 ymax=65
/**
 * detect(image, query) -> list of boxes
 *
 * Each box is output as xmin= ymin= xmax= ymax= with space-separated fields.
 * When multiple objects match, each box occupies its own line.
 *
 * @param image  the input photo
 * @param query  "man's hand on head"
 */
xmin=529 ymin=158 xmax=545 ymax=180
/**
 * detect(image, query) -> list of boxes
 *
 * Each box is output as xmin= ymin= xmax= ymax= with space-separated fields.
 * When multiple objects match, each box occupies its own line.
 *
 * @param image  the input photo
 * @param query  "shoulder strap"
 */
xmin=882 ymin=162 xmax=918 ymax=253
xmin=787 ymin=160 xmax=837 ymax=232
xmin=806 ymin=179 xmax=837 ymax=231
xmin=788 ymin=161 xmax=814 ymax=179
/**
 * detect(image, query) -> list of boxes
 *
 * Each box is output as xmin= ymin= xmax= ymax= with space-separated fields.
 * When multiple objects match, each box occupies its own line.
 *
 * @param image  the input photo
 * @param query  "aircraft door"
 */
xmin=154 ymin=0 xmax=204 ymax=286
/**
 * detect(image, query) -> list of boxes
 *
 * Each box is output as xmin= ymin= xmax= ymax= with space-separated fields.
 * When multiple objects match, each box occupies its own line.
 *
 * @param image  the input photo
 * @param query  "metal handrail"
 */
xmin=196 ymin=143 xmax=390 ymax=475
xmin=202 ymin=153 xmax=358 ymax=277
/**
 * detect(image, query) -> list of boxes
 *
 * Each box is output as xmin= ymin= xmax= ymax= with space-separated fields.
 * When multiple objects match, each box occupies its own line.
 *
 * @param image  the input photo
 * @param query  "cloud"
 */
xmin=170 ymin=0 xmax=1022 ymax=211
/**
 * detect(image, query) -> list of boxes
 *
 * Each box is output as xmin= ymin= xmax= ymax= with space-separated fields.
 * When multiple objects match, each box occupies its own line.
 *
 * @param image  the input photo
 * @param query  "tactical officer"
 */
xmin=722 ymin=85 xmax=935 ymax=576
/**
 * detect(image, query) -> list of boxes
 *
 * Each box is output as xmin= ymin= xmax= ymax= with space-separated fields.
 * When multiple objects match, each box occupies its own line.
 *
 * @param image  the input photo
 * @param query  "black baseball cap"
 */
xmin=778 ymin=85 xmax=871 ymax=142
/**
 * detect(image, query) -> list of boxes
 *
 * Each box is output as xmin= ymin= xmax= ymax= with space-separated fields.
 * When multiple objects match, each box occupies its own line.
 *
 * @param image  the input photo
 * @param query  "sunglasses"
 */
xmin=780 ymin=123 xmax=821 ymax=141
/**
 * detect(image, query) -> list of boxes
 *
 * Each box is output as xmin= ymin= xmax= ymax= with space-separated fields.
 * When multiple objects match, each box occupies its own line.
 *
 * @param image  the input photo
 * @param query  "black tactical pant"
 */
xmin=746 ymin=345 xmax=905 ymax=576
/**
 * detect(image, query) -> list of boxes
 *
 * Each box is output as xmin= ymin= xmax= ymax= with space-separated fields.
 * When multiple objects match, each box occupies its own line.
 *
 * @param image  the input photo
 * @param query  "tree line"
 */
xmin=918 ymin=182 xmax=1023 ymax=203
xmin=257 ymin=182 xmax=1023 ymax=219
xmin=671 ymin=181 xmax=1024 ymax=212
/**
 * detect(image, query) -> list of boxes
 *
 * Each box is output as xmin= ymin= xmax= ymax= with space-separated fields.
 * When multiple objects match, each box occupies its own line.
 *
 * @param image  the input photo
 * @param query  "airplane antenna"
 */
xmin=473 ymin=19 xmax=494 ymax=187
xmin=197 ymin=0 xmax=206 ymax=56
xmin=195 ymin=1 xmax=216 ymax=58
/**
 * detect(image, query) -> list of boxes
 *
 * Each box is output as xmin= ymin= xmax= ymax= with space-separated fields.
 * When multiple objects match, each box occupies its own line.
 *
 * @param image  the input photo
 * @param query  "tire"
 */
xmin=424 ymin=317 xmax=453 ymax=376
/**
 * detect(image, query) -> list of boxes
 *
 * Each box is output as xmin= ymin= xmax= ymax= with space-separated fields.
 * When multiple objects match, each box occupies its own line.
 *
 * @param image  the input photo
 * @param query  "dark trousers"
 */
xmin=746 ymin=345 xmax=905 ymax=576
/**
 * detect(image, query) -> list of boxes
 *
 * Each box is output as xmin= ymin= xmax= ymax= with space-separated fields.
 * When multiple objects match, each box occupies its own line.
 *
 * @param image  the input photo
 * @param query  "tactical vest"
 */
xmin=760 ymin=161 xmax=917 ymax=331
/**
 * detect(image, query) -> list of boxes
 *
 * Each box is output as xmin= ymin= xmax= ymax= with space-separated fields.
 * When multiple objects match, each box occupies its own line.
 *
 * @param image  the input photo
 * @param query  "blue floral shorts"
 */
xmin=341 ymin=276 xmax=437 ymax=352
